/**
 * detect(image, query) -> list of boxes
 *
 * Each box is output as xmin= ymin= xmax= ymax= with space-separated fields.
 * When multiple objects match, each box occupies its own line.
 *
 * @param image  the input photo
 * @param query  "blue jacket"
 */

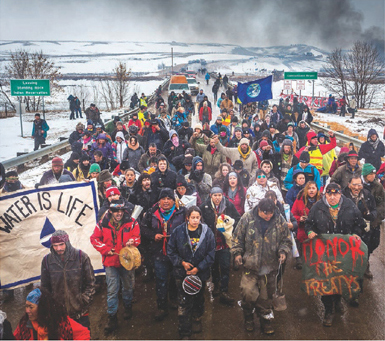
xmin=32 ymin=119 xmax=49 ymax=138
xmin=167 ymin=223 xmax=215 ymax=281
xmin=205 ymin=73 xmax=211 ymax=80
xmin=286 ymin=183 xmax=304 ymax=208
xmin=284 ymin=163 xmax=321 ymax=190
xmin=210 ymin=123 xmax=229 ymax=136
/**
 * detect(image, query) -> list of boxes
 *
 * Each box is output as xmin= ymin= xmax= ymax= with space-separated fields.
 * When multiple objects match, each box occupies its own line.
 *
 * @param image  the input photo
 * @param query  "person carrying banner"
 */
xmin=40 ymin=230 xmax=95 ymax=329
xmin=305 ymin=182 xmax=366 ymax=327
xmin=90 ymin=199 xmax=141 ymax=335
xmin=231 ymin=198 xmax=292 ymax=334
xmin=38 ymin=157 xmax=75 ymax=186
xmin=0 ymin=171 xmax=25 ymax=194
xmin=14 ymin=288 xmax=90 ymax=340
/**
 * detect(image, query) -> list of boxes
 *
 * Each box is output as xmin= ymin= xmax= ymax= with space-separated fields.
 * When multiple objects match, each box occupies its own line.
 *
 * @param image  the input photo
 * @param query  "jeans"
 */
xmin=105 ymin=266 xmax=135 ymax=315
xmin=34 ymin=136 xmax=46 ymax=151
xmin=212 ymin=248 xmax=231 ymax=292
xmin=154 ymin=258 xmax=177 ymax=309
xmin=176 ymin=278 xmax=205 ymax=337
xmin=75 ymin=108 xmax=83 ymax=118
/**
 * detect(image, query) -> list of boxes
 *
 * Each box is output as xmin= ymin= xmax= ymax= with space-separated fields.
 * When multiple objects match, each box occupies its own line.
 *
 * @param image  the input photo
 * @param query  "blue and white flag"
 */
xmin=0 ymin=181 xmax=103 ymax=289
xmin=237 ymin=75 xmax=273 ymax=104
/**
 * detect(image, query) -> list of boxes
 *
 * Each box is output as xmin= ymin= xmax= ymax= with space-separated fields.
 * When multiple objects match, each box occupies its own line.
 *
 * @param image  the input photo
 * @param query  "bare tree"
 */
xmin=113 ymin=62 xmax=131 ymax=108
xmin=99 ymin=77 xmax=116 ymax=111
xmin=322 ymin=41 xmax=384 ymax=108
xmin=5 ymin=49 xmax=62 ymax=112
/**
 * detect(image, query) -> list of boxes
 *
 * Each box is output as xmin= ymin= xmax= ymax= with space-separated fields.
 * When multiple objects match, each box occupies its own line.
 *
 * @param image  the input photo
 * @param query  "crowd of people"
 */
xmin=1 ymin=78 xmax=385 ymax=340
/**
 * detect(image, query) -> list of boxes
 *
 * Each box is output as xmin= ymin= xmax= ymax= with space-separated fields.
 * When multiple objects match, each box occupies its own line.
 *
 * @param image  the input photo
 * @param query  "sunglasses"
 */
xmin=257 ymin=175 xmax=266 ymax=179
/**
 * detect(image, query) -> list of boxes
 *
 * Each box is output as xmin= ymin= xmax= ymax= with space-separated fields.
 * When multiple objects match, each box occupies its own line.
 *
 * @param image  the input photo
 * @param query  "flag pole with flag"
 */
xmin=237 ymin=75 xmax=273 ymax=104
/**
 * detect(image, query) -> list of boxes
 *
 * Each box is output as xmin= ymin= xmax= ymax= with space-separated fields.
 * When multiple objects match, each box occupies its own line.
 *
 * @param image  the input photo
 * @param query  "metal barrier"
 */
xmin=2 ymin=78 xmax=170 ymax=172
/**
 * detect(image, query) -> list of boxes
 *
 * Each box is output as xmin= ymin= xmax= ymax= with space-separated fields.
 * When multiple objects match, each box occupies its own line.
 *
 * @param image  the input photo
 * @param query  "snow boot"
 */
xmin=154 ymin=309 xmax=169 ymax=322
xmin=123 ymin=305 xmax=133 ymax=320
xmin=192 ymin=317 xmax=202 ymax=334
xmin=364 ymin=263 xmax=373 ymax=280
xmin=104 ymin=314 xmax=118 ymax=335
xmin=243 ymin=313 xmax=254 ymax=332
xmin=334 ymin=297 xmax=344 ymax=313
xmin=212 ymin=284 xmax=220 ymax=297
xmin=323 ymin=311 xmax=334 ymax=327
xmin=260 ymin=317 xmax=274 ymax=335
xmin=294 ymin=257 xmax=302 ymax=270
xmin=220 ymin=292 xmax=235 ymax=306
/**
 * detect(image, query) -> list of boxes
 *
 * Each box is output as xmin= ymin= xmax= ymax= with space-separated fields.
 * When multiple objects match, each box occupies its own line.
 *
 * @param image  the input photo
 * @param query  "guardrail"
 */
xmin=2 ymin=77 xmax=170 ymax=172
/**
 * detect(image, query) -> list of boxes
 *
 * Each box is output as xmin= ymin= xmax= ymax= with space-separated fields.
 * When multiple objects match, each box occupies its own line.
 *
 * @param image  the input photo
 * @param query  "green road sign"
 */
xmin=10 ymin=79 xmax=51 ymax=96
xmin=284 ymin=72 xmax=318 ymax=80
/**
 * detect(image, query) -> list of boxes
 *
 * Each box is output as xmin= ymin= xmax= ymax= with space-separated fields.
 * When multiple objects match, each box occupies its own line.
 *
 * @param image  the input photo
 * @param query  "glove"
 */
xmin=35 ymin=183 xmax=40 ymax=189
xmin=364 ymin=220 xmax=370 ymax=233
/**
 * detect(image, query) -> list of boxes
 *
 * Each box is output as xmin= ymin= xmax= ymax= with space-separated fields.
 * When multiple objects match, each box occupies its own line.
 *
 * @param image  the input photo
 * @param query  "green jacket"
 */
xmin=231 ymin=206 xmax=292 ymax=274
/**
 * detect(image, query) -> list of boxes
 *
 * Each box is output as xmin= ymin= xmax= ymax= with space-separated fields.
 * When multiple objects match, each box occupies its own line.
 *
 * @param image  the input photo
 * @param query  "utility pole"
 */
xmin=171 ymin=48 xmax=174 ymax=75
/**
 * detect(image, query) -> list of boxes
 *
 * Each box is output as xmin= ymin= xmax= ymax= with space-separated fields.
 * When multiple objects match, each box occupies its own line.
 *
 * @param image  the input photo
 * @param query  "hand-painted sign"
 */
xmin=0 ymin=181 xmax=102 ymax=289
xmin=301 ymin=234 xmax=368 ymax=300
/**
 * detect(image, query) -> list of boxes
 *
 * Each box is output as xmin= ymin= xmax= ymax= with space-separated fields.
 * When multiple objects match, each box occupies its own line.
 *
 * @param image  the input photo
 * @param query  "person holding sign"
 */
xmin=305 ymin=182 xmax=366 ymax=327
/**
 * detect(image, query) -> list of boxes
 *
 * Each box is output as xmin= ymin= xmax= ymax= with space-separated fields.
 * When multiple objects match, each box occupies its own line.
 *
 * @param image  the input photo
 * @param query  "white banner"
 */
xmin=0 ymin=181 xmax=103 ymax=289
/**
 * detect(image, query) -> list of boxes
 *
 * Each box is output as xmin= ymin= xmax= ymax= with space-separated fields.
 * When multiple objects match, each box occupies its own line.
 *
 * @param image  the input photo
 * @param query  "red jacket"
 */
xmin=199 ymin=106 xmax=212 ymax=122
xmin=127 ymin=119 xmax=142 ymax=131
xmin=295 ymin=131 xmax=336 ymax=158
xmin=90 ymin=212 xmax=140 ymax=267
xmin=291 ymin=195 xmax=311 ymax=243
xmin=224 ymin=187 xmax=246 ymax=216
xmin=14 ymin=317 xmax=90 ymax=340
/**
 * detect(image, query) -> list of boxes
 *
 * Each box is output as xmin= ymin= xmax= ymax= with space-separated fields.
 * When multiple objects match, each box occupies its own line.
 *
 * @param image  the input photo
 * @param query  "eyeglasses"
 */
xmin=257 ymin=175 xmax=266 ymax=179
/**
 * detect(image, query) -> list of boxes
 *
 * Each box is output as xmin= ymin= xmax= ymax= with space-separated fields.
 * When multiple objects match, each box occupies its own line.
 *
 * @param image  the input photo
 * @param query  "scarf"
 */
xmin=210 ymin=147 xmax=217 ymax=155
xmin=282 ymin=153 xmax=290 ymax=162
xmin=160 ymin=204 xmax=175 ymax=221
xmin=237 ymin=145 xmax=251 ymax=160
xmin=31 ymin=321 xmax=48 ymax=340
xmin=369 ymin=138 xmax=380 ymax=150
xmin=227 ymin=187 xmax=237 ymax=200
xmin=151 ymin=126 xmax=157 ymax=133
xmin=3 ymin=181 xmax=22 ymax=192
xmin=159 ymin=204 xmax=176 ymax=254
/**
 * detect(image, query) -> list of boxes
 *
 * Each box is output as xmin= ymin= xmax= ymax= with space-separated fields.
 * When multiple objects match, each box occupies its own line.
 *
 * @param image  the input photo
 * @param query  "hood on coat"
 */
xmin=306 ymin=131 xmax=317 ymax=145
xmin=367 ymin=128 xmax=378 ymax=140
xmin=169 ymin=129 xmax=178 ymax=140
xmin=116 ymin=131 xmax=125 ymax=141
xmin=192 ymin=156 xmax=204 ymax=173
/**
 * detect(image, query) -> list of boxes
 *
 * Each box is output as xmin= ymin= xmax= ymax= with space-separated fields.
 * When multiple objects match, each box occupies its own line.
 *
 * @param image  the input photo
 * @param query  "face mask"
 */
xmin=172 ymin=136 xmax=179 ymax=147
xmin=220 ymin=132 xmax=226 ymax=137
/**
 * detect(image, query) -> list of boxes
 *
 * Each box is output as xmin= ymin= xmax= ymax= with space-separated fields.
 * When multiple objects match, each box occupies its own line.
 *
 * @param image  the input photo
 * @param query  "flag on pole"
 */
xmin=237 ymin=75 xmax=273 ymax=104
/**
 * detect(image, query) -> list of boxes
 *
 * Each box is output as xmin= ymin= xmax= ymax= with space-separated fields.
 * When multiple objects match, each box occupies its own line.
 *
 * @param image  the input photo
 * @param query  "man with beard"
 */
xmin=41 ymin=230 xmax=95 ymax=329
xmin=213 ymin=136 xmax=258 ymax=175
xmin=32 ymin=113 xmax=50 ymax=151
xmin=186 ymin=156 xmax=212 ymax=204
xmin=38 ymin=157 xmax=75 ymax=186
xmin=138 ymin=143 xmax=165 ymax=173
xmin=199 ymin=187 xmax=240 ymax=306
xmin=272 ymin=139 xmax=299 ymax=197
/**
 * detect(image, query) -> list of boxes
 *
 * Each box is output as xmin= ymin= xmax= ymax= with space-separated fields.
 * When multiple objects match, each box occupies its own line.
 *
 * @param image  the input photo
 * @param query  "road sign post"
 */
xmin=10 ymin=79 xmax=51 ymax=138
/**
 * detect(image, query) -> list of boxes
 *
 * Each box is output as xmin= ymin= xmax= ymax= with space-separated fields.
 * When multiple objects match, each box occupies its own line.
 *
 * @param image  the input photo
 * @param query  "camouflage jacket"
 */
xmin=231 ymin=206 xmax=292 ymax=274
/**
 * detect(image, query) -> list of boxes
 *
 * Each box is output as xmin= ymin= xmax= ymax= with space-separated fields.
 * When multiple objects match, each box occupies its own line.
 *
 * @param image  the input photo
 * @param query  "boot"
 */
xmin=364 ymin=263 xmax=373 ymax=280
xmin=123 ymin=305 xmax=133 ymax=320
xmin=169 ymin=299 xmax=178 ymax=310
xmin=212 ymin=284 xmax=220 ymax=297
xmin=192 ymin=317 xmax=202 ymax=334
xmin=244 ymin=314 xmax=254 ymax=332
xmin=323 ymin=311 xmax=333 ymax=327
xmin=260 ymin=317 xmax=274 ymax=335
xmin=349 ymin=298 xmax=359 ymax=307
xmin=334 ymin=297 xmax=344 ymax=313
xmin=220 ymin=292 xmax=235 ymax=306
xmin=294 ymin=257 xmax=302 ymax=270
xmin=104 ymin=314 xmax=118 ymax=335
xmin=154 ymin=309 xmax=169 ymax=322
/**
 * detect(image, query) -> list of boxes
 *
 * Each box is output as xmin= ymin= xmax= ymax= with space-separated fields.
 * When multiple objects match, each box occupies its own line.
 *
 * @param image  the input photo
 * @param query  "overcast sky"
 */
xmin=0 ymin=0 xmax=384 ymax=51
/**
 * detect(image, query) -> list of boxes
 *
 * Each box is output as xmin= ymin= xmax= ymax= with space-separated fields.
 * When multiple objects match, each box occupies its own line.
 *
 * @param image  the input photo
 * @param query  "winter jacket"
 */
xmin=342 ymin=187 xmax=377 ymax=226
xmin=167 ymin=223 xmax=215 ymax=281
xmin=141 ymin=203 xmax=186 ymax=261
xmin=199 ymin=106 xmax=212 ymax=122
xmin=69 ymin=130 xmax=83 ymax=146
xmin=122 ymin=143 xmax=145 ymax=171
xmin=32 ymin=119 xmax=49 ymax=138
xmin=142 ymin=126 xmax=169 ymax=150
xmin=319 ymin=140 xmax=337 ymax=177
xmin=14 ymin=317 xmax=90 ymax=340
xmin=244 ymin=181 xmax=284 ymax=212
xmin=186 ymin=156 xmax=213 ymax=204
xmin=363 ymin=178 xmax=385 ymax=227
xmin=112 ymin=140 xmax=128 ymax=164
xmin=216 ymin=143 xmax=258 ymax=175
xmin=177 ymin=126 xmax=194 ymax=142
xmin=270 ymin=110 xmax=282 ymax=124
xmin=190 ymin=137 xmax=226 ymax=177
xmin=199 ymin=197 xmax=241 ymax=251
xmin=196 ymin=92 xmax=206 ymax=104
xmin=210 ymin=123 xmax=229 ymax=136
xmin=358 ymin=129 xmax=385 ymax=171
xmin=90 ymin=141 xmax=113 ymax=161
xmin=90 ymin=211 xmax=140 ymax=267
xmin=305 ymin=195 xmax=366 ymax=237
xmin=72 ymin=164 xmax=90 ymax=182
xmin=163 ymin=131 xmax=191 ymax=165
xmin=231 ymin=206 xmax=292 ymax=274
xmin=39 ymin=169 xmax=75 ymax=185
xmin=286 ymin=183 xmax=304 ymax=209
xmin=137 ymin=150 xmax=165 ymax=173
xmin=224 ymin=186 xmax=246 ymax=216
xmin=150 ymin=168 xmax=177 ymax=197
xmin=41 ymin=243 xmax=95 ymax=320
xmin=329 ymin=149 xmax=349 ymax=176
xmin=296 ymin=125 xmax=310 ymax=149
xmin=331 ymin=163 xmax=362 ymax=190
xmin=271 ymin=152 xmax=299 ymax=187
xmin=129 ymin=188 xmax=158 ymax=221
xmin=291 ymin=193 xmax=318 ymax=243
xmin=285 ymin=163 xmax=321 ymax=190
xmin=220 ymin=99 xmax=234 ymax=112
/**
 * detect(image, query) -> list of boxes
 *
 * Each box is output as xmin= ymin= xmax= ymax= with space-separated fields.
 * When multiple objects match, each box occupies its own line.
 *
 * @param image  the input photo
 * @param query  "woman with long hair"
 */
xmin=291 ymin=181 xmax=321 ymax=268
xmin=14 ymin=287 xmax=90 ymax=340
xmin=223 ymin=172 xmax=246 ymax=216
xmin=212 ymin=162 xmax=231 ymax=189
xmin=167 ymin=206 xmax=215 ymax=339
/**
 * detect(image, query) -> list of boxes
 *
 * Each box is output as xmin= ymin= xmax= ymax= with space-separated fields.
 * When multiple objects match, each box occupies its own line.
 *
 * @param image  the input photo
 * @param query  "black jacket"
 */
xmin=342 ymin=187 xmax=377 ymax=223
xmin=296 ymin=126 xmax=310 ymax=149
xmin=358 ymin=138 xmax=385 ymax=171
xmin=141 ymin=203 xmax=186 ymax=261
xmin=150 ymin=168 xmax=177 ymax=198
xmin=305 ymin=195 xmax=366 ymax=236
xmin=167 ymin=223 xmax=215 ymax=281
xmin=129 ymin=187 xmax=158 ymax=221
xmin=177 ymin=127 xmax=194 ymax=142
xmin=69 ymin=130 xmax=83 ymax=146
xmin=163 ymin=140 xmax=191 ymax=166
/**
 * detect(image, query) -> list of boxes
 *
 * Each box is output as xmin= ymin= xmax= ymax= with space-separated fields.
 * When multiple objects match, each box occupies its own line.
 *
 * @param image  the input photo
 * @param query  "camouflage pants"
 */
xmin=240 ymin=270 xmax=275 ymax=318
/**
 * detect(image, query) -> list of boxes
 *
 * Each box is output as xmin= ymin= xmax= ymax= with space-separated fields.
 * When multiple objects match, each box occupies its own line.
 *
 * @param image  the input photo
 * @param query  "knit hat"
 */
xmin=270 ymin=123 xmax=277 ymax=129
xmin=228 ymin=172 xmax=237 ymax=178
xmin=219 ymin=126 xmax=227 ymax=133
xmin=362 ymin=163 xmax=376 ymax=176
xmin=158 ymin=188 xmax=175 ymax=201
xmin=176 ymin=175 xmax=188 ymax=188
xmin=216 ymin=116 xmax=223 ymax=122
xmin=51 ymin=230 xmax=69 ymax=244
xmin=52 ymin=157 xmax=63 ymax=167
xmin=234 ymin=127 xmax=242 ymax=133
xmin=59 ymin=174 xmax=73 ymax=183
xmin=210 ymin=187 xmax=223 ymax=194
xmin=259 ymin=140 xmax=269 ymax=148
xmin=345 ymin=150 xmax=359 ymax=161
xmin=231 ymin=116 xmax=239 ymax=123
xmin=109 ymin=199 xmax=125 ymax=212
xmin=89 ymin=163 xmax=101 ymax=173
xmin=129 ymin=125 xmax=138 ymax=134
xmin=261 ymin=130 xmax=271 ymax=138
xmin=185 ymin=148 xmax=195 ymax=156
xmin=282 ymin=139 xmax=293 ymax=147
xmin=98 ymin=169 xmax=112 ymax=183
xmin=80 ymin=153 xmax=90 ymax=162
xmin=183 ymin=156 xmax=193 ymax=165
xmin=76 ymin=122 xmax=85 ymax=130
xmin=5 ymin=170 xmax=18 ymax=179
xmin=325 ymin=182 xmax=341 ymax=194
xmin=120 ymin=160 xmax=130 ymax=172
xmin=106 ymin=186 xmax=121 ymax=198
xmin=239 ymin=138 xmax=250 ymax=146
xmin=194 ymin=123 xmax=203 ymax=131
xmin=233 ymin=160 xmax=243 ymax=170
xmin=299 ymin=151 xmax=310 ymax=163
xmin=339 ymin=147 xmax=349 ymax=155
xmin=70 ymin=152 xmax=80 ymax=160
xmin=242 ymin=128 xmax=250 ymax=135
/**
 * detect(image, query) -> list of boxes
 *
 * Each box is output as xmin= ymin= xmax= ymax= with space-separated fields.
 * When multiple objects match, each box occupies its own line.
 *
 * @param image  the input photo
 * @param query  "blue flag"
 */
xmin=237 ymin=75 xmax=273 ymax=104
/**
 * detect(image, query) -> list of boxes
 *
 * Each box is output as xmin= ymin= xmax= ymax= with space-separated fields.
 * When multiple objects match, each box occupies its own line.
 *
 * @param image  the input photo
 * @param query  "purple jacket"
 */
xmin=39 ymin=169 xmax=75 ymax=185
xmin=91 ymin=141 xmax=113 ymax=160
